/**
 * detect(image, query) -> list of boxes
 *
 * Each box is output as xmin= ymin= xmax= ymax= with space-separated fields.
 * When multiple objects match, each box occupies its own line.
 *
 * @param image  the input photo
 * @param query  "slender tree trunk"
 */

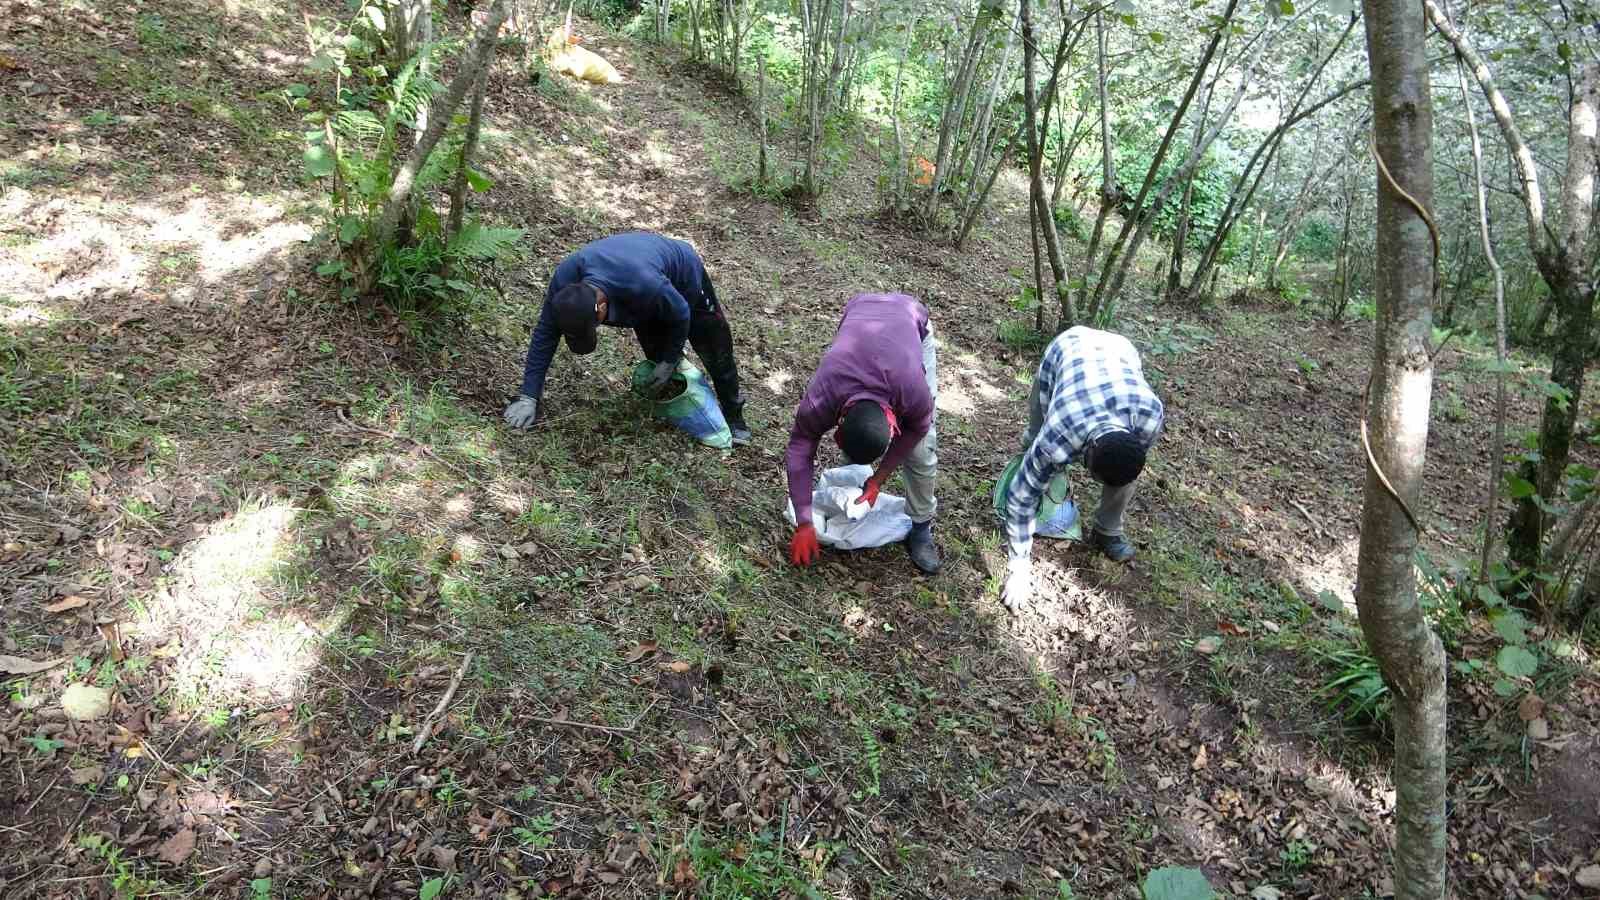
xmin=1330 ymin=172 xmax=1355 ymax=321
xmin=757 ymin=54 xmax=769 ymax=185
xmin=1164 ymin=174 xmax=1195 ymax=303
xmin=1357 ymin=1 xmax=1448 ymax=896
xmin=924 ymin=6 xmax=991 ymax=221
xmin=446 ymin=66 xmax=489 ymax=240
xmin=954 ymin=123 xmax=1023 ymax=248
xmin=1267 ymin=130 xmax=1334 ymax=291
xmin=887 ymin=43 xmax=908 ymax=210
xmin=1076 ymin=9 xmax=1115 ymax=316
xmin=1084 ymin=0 xmax=1241 ymax=321
xmin=1428 ymin=0 xmax=1600 ymax=576
xmin=1051 ymin=104 xmax=1090 ymax=210
xmin=1457 ymin=57 xmax=1510 ymax=582
xmin=1019 ymin=0 xmax=1078 ymax=329
xmin=1030 ymin=178 xmax=1046 ymax=331
xmin=372 ymin=0 xmax=510 ymax=260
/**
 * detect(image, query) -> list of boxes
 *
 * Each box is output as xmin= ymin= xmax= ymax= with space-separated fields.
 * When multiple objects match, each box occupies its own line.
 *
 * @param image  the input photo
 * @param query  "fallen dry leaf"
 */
xmin=1191 ymin=744 xmax=1209 ymax=770
xmin=624 ymin=640 xmax=658 ymax=663
xmin=1194 ymin=637 xmax=1221 ymax=655
xmin=1575 ymin=864 xmax=1600 ymax=888
xmin=0 ymin=654 xmax=66 ymax=675
xmin=44 ymin=594 xmax=91 ymax=613
xmin=157 ymin=828 xmax=197 ymax=865
xmin=1517 ymin=693 xmax=1544 ymax=722
xmin=663 ymin=660 xmax=692 ymax=674
xmin=672 ymin=856 xmax=696 ymax=886
xmin=1526 ymin=717 xmax=1549 ymax=740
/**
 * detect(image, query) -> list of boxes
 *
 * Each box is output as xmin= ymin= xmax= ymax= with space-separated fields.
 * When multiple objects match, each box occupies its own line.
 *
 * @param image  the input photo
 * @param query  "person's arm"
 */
xmin=785 ymin=392 xmax=833 ymax=527
xmin=1003 ymin=425 xmax=1073 ymax=562
xmin=517 ymin=258 xmax=582 ymax=401
xmin=650 ymin=276 xmax=692 ymax=366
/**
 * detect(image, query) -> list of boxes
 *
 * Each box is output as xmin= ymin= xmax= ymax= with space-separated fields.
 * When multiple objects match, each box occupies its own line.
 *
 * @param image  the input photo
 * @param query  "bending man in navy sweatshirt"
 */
xmin=504 ymin=232 xmax=751 ymax=444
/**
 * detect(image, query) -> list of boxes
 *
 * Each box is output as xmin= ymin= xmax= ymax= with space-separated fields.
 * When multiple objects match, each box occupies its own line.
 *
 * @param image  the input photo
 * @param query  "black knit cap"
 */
xmin=551 ymin=283 xmax=599 ymax=355
xmin=1086 ymin=430 xmax=1147 ymax=487
xmin=838 ymin=402 xmax=891 ymax=465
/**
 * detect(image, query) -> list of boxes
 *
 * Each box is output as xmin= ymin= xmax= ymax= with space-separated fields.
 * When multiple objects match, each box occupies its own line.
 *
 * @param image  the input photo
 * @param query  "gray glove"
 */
xmin=503 ymin=395 xmax=538 ymax=429
xmin=646 ymin=360 xmax=675 ymax=392
xmin=1001 ymin=558 xmax=1032 ymax=612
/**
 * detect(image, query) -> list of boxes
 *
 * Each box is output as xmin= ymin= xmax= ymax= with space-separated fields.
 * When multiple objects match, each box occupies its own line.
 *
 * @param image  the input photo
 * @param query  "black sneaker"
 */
xmin=1088 ymin=529 xmax=1135 ymax=562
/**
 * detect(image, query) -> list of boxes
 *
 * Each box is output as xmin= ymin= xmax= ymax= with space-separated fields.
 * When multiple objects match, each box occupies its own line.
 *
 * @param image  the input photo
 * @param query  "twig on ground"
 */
xmin=22 ymin=775 xmax=61 ymax=817
xmin=413 ymin=651 xmax=475 ymax=755
xmin=56 ymin=792 xmax=95 ymax=850
xmin=335 ymin=405 xmax=476 ymax=483
xmin=532 ymin=699 xmax=658 ymax=736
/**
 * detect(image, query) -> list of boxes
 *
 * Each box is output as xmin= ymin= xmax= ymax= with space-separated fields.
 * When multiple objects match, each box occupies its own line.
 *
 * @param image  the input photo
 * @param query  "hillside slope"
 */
xmin=2 ymin=1 xmax=1597 ymax=897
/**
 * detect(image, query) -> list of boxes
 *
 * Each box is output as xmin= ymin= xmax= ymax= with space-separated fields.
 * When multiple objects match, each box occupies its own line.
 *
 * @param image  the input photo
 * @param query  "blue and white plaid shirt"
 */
xmin=1005 ymin=327 xmax=1164 ymax=561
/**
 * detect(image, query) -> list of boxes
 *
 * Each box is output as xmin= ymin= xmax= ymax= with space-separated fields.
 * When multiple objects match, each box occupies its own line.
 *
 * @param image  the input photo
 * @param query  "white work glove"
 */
xmin=1001 ymin=558 xmax=1032 ymax=612
xmin=503 ymin=395 xmax=538 ymax=429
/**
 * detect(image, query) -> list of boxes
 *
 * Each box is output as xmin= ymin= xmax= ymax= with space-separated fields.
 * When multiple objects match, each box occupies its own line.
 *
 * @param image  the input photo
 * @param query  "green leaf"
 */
xmin=1317 ymin=589 xmax=1345 ymax=613
xmin=316 ymin=260 xmax=346 ymax=277
xmin=1278 ymin=0 xmax=1295 ymax=14
xmin=1478 ymin=357 xmax=1520 ymax=374
xmin=364 ymin=5 xmax=387 ymax=32
xmin=1558 ymin=40 xmax=1572 ymax=61
xmin=1148 ymin=31 xmax=1166 ymax=43
xmin=286 ymin=83 xmax=311 ymax=98
xmin=419 ymin=878 xmax=444 ymax=900
xmin=1490 ymin=609 xmax=1527 ymax=645
xmin=304 ymin=143 xmax=336 ymax=178
xmin=444 ymin=279 xmax=474 ymax=292
xmin=1504 ymin=475 xmax=1537 ymax=499
xmin=464 ymin=168 xmax=493 ymax=192
xmin=338 ymin=216 xmax=364 ymax=245
xmin=1495 ymin=645 xmax=1537 ymax=679
xmin=1142 ymin=867 xmax=1213 ymax=900
xmin=447 ymin=224 xmax=524 ymax=260
xmin=1119 ymin=12 xmax=1138 ymax=25
xmin=1475 ymin=584 xmax=1505 ymax=608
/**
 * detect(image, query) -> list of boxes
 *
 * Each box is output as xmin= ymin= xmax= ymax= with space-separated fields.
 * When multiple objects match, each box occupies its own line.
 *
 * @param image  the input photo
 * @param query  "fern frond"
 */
xmin=333 ymin=109 xmax=385 ymax=143
xmin=416 ymin=129 xmax=466 ymax=191
xmin=447 ymin=224 xmax=524 ymax=260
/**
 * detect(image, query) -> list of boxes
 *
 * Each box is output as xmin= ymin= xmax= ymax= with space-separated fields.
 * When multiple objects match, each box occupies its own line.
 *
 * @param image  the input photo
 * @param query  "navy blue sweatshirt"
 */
xmin=519 ymin=232 xmax=705 ymax=400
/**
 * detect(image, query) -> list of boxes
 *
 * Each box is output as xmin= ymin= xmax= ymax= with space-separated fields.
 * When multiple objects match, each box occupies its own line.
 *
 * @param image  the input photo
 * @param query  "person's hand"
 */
xmin=1001 ymin=558 xmax=1032 ymax=611
xmin=853 ymin=475 xmax=882 ymax=508
xmin=646 ymin=360 xmax=675 ymax=391
xmin=504 ymin=395 xmax=538 ymax=429
xmin=790 ymin=524 xmax=821 ymax=567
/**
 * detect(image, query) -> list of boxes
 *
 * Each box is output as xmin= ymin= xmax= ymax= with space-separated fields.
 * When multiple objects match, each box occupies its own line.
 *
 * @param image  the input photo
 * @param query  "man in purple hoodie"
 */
xmin=786 ymin=293 xmax=940 ymax=574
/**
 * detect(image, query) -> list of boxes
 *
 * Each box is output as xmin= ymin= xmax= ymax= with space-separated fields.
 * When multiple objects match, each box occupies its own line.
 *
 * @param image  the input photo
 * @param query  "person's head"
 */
xmin=1084 ymin=429 xmax=1147 ymax=487
xmin=551 ymin=283 xmax=601 ymax=354
xmin=835 ymin=401 xmax=893 ymax=465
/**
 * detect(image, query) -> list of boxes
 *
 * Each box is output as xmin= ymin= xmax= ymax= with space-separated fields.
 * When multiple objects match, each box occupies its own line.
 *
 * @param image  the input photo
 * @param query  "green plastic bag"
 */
xmin=630 ymin=360 xmax=733 ymax=449
xmin=992 ymin=454 xmax=1080 ymax=540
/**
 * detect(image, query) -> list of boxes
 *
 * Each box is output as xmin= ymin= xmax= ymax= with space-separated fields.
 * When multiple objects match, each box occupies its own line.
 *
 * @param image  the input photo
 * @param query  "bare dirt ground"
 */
xmin=2 ymin=1 xmax=1598 ymax=897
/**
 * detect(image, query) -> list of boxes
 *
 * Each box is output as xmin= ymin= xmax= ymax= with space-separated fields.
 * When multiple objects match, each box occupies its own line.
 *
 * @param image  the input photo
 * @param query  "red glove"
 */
xmin=854 ymin=476 xmax=882 ymax=508
xmin=790 ymin=524 xmax=821 ymax=567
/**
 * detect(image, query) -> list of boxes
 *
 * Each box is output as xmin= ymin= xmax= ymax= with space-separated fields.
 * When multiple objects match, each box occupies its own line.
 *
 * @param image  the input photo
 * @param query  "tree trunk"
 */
xmin=1050 ymin=103 xmax=1091 ymax=211
xmin=954 ymin=123 xmax=1023 ymax=248
xmin=1179 ymin=20 xmax=1364 ymax=302
xmin=373 ymin=0 xmax=510 ymax=257
xmin=1329 ymin=171 xmax=1355 ymax=321
xmin=1083 ymin=0 xmax=1241 ymax=321
xmin=1428 ymin=0 xmax=1600 ymax=575
xmin=757 ymin=54 xmax=769 ymax=185
xmin=1357 ymin=1 xmax=1448 ymax=896
xmin=1457 ymin=57 xmax=1510 ymax=583
xmin=446 ymin=66 xmax=490 ymax=240
xmin=1164 ymin=173 xmax=1195 ymax=303
xmin=1019 ymin=0 xmax=1080 ymax=329
xmin=923 ymin=5 xmax=991 ymax=221
xmin=1075 ymin=9 xmax=1115 ymax=316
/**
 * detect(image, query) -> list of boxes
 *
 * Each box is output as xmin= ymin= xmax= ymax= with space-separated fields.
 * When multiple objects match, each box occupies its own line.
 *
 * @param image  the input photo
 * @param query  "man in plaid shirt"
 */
xmin=1001 ymin=326 xmax=1164 ymax=610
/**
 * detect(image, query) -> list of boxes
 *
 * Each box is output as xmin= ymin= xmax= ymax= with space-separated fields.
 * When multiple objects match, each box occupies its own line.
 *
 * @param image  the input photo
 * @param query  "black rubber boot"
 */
xmin=905 ymin=520 xmax=941 ymax=574
xmin=723 ymin=398 xmax=752 ymax=446
xmin=1088 ymin=529 xmax=1136 ymax=562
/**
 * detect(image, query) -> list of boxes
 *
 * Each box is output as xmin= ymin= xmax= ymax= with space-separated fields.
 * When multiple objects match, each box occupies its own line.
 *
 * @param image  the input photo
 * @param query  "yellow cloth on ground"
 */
xmin=543 ymin=28 xmax=622 ymax=84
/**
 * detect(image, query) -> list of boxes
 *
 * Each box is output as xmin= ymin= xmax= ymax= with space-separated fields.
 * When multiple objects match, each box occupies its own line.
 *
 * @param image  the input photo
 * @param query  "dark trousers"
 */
xmin=636 ymin=268 xmax=743 ymax=409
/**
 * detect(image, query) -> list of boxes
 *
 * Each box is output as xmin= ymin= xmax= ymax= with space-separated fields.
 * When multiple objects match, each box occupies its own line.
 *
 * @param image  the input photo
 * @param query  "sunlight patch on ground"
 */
xmin=763 ymin=367 xmax=795 ymax=395
xmin=487 ymin=477 xmax=532 ymax=515
xmin=1294 ymin=535 xmax=1359 ymax=613
xmin=135 ymin=499 xmax=330 ymax=705
xmin=0 ymin=188 xmax=311 ymax=310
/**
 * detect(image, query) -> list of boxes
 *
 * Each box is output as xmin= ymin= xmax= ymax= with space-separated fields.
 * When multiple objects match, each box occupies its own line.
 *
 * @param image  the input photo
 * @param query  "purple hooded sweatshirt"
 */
xmin=786 ymin=293 xmax=933 ymax=527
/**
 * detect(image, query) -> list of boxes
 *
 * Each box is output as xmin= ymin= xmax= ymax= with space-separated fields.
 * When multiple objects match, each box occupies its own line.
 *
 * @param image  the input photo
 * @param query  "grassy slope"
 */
xmin=2 ymin=1 xmax=1598 ymax=898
